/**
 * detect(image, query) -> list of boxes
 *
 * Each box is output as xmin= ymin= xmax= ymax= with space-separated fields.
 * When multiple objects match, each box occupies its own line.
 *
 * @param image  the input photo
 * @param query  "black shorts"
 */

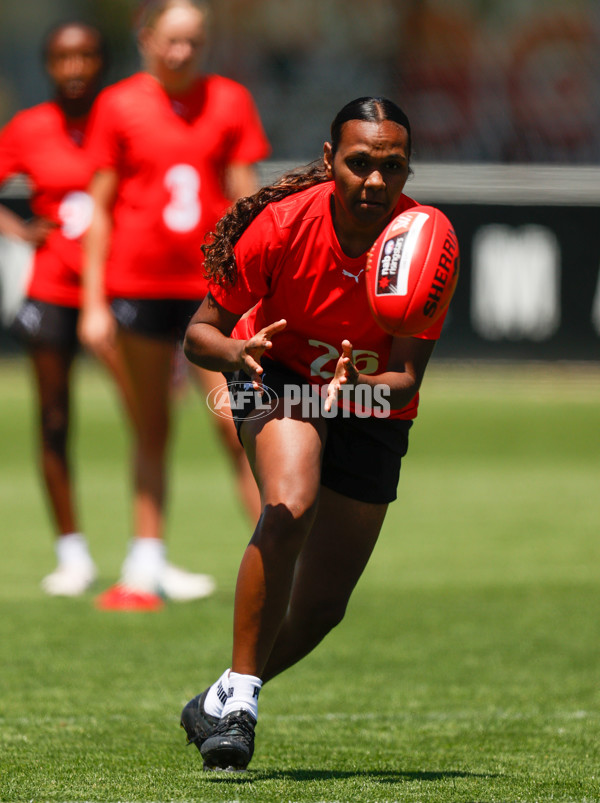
xmin=111 ymin=298 xmax=202 ymax=342
xmin=224 ymin=360 xmax=412 ymax=505
xmin=10 ymin=299 xmax=79 ymax=351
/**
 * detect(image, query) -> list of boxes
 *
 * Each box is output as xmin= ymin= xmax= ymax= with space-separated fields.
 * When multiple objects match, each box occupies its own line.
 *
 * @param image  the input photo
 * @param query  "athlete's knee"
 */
xmin=253 ymin=498 xmax=317 ymax=554
xmin=285 ymin=596 xmax=348 ymax=651
xmin=260 ymin=473 xmax=319 ymax=519
xmin=40 ymin=403 xmax=68 ymax=456
xmin=308 ymin=596 xmax=348 ymax=636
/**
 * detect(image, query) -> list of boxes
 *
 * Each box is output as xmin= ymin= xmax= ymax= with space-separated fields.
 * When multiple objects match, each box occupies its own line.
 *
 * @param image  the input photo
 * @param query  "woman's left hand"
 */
xmin=242 ymin=318 xmax=287 ymax=390
xmin=324 ymin=339 xmax=359 ymax=412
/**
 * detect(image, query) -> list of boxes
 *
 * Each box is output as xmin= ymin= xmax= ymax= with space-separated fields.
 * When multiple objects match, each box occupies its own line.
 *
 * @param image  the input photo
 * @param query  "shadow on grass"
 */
xmin=204 ymin=768 xmax=498 ymax=784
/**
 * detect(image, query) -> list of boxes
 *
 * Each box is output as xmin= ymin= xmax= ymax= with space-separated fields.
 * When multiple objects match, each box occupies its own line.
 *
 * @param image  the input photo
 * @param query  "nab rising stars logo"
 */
xmin=376 ymin=234 xmax=407 ymax=295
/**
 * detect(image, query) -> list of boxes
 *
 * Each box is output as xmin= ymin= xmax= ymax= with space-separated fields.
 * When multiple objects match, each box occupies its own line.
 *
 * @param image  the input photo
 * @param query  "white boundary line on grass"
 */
xmin=262 ymin=709 xmax=596 ymax=722
xmin=19 ymin=798 xmax=600 ymax=803
xmin=1 ymin=708 xmax=596 ymax=730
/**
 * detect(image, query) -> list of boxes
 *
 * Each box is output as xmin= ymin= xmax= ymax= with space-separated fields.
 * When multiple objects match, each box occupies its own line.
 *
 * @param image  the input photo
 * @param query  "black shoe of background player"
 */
xmin=200 ymin=709 xmax=256 ymax=771
xmin=180 ymin=689 xmax=220 ymax=751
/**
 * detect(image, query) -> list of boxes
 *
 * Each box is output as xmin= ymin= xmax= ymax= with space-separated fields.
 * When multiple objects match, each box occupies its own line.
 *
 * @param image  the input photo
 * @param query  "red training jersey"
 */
xmin=86 ymin=72 xmax=271 ymax=300
xmin=0 ymin=102 xmax=95 ymax=307
xmin=209 ymin=181 xmax=447 ymax=420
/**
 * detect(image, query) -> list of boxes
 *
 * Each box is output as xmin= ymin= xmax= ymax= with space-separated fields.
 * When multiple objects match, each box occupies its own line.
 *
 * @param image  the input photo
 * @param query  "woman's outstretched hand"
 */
xmin=241 ymin=319 xmax=287 ymax=389
xmin=324 ymin=339 xmax=358 ymax=412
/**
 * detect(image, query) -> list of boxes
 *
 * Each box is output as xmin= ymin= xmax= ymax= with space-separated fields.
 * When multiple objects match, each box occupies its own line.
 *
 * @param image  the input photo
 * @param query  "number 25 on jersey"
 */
xmin=309 ymin=339 xmax=379 ymax=379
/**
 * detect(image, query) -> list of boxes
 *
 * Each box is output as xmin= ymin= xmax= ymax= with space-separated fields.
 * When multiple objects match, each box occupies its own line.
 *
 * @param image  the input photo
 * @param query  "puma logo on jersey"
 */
xmin=342 ymin=268 xmax=364 ymax=283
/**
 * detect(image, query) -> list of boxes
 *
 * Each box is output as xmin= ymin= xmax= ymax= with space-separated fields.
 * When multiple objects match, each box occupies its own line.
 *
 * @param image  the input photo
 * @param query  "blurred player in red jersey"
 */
xmin=180 ymin=97 xmax=451 ymax=770
xmin=79 ymin=0 xmax=270 ymax=609
xmin=0 ymin=22 xmax=137 ymax=596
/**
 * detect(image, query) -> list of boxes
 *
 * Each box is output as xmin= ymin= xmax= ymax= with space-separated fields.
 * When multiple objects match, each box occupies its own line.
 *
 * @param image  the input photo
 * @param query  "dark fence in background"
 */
xmin=407 ymin=163 xmax=600 ymax=361
xmin=2 ymin=163 xmax=600 ymax=361
xmin=435 ymin=201 xmax=600 ymax=361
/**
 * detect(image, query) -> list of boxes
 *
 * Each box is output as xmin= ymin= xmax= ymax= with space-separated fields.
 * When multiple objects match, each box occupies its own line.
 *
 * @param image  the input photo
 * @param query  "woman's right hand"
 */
xmin=24 ymin=217 xmax=57 ymax=247
xmin=241 ymin=319 xmax=287 ymax=389
xmin=78 ymin=301 xmax=117 ymax=359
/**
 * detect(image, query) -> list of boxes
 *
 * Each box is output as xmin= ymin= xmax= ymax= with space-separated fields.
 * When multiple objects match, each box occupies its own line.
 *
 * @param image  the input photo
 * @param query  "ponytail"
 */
xmin=202 ymin=160 xmax=329 ymax=287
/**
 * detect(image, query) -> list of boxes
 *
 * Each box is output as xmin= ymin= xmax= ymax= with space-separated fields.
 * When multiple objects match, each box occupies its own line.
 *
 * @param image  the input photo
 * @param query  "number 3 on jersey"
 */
xmin=163 ymin=164 xmax=201 ymax=233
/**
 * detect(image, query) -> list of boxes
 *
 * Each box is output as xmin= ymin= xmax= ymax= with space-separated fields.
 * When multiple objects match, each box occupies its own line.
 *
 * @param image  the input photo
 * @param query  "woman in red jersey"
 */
xmin=180 ymin=97 xmax=453 ymax=770
xmin=0 ymin=22 xmax=133 ymax=596
xmin=79 ymin=0 xmax=270 ymax=608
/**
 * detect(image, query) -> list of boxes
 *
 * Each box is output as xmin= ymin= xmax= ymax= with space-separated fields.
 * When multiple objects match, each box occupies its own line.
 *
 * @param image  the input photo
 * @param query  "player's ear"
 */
xmin=137 ymin=26 xmax=152 ymax=56
xmin=323 ymin=142 xmax=334 ymax=179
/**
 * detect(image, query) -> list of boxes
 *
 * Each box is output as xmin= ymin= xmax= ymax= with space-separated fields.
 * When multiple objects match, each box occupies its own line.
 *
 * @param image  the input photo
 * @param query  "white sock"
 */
xmin=203 ymin=668 xmax=231 ymax=718
xmin=221 ymin=671 xmax=263 ymax=721
xmin=126 ymin=537 xmax=165 ymax=572
xmin=56 ymin=533 xmax=92 ymax=566
xmin=121 ymin=537 xmax=166 ymax=590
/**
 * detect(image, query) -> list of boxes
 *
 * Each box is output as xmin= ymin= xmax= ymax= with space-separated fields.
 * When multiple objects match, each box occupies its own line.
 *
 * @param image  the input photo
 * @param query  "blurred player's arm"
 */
xmin=224 ymin=163 xmax=259 ymax=202
xmin=0 ymin=204 xmax=55 ymax=247
xmin=184 ymin=293 xmax=286 ymax=388
xmin=79 ymin=168 xmax=119 ymax=355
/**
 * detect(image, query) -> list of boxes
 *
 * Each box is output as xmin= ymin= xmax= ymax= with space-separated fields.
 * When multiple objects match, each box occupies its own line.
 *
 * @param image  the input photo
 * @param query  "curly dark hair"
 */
xmin=203 ymin=96 xmax=412 ymax=288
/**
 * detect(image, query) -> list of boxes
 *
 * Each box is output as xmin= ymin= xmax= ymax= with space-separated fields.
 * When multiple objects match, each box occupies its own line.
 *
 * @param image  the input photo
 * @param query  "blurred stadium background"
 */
xmin=1 ymin=0 xmax=599 ymax=360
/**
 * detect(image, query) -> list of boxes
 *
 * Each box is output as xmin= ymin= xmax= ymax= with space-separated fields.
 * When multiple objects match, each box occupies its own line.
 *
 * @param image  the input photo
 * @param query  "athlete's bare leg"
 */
xmin=261 ymin=486 xmax=387 ymax=682
xmin=117 ymin=330 xmax=174 ymax=541
xmin=30 ymin=344 xmax=78 ymax=535
xmin=189 ymin=364 xmax=261 ymax=523
xmin=229 ymin=408 xmax=326 ymax=676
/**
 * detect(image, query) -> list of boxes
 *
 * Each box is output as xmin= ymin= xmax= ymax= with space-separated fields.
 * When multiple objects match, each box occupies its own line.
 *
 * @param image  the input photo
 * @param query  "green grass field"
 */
xmin=1 ymin=356 xmax=599 ymax=803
